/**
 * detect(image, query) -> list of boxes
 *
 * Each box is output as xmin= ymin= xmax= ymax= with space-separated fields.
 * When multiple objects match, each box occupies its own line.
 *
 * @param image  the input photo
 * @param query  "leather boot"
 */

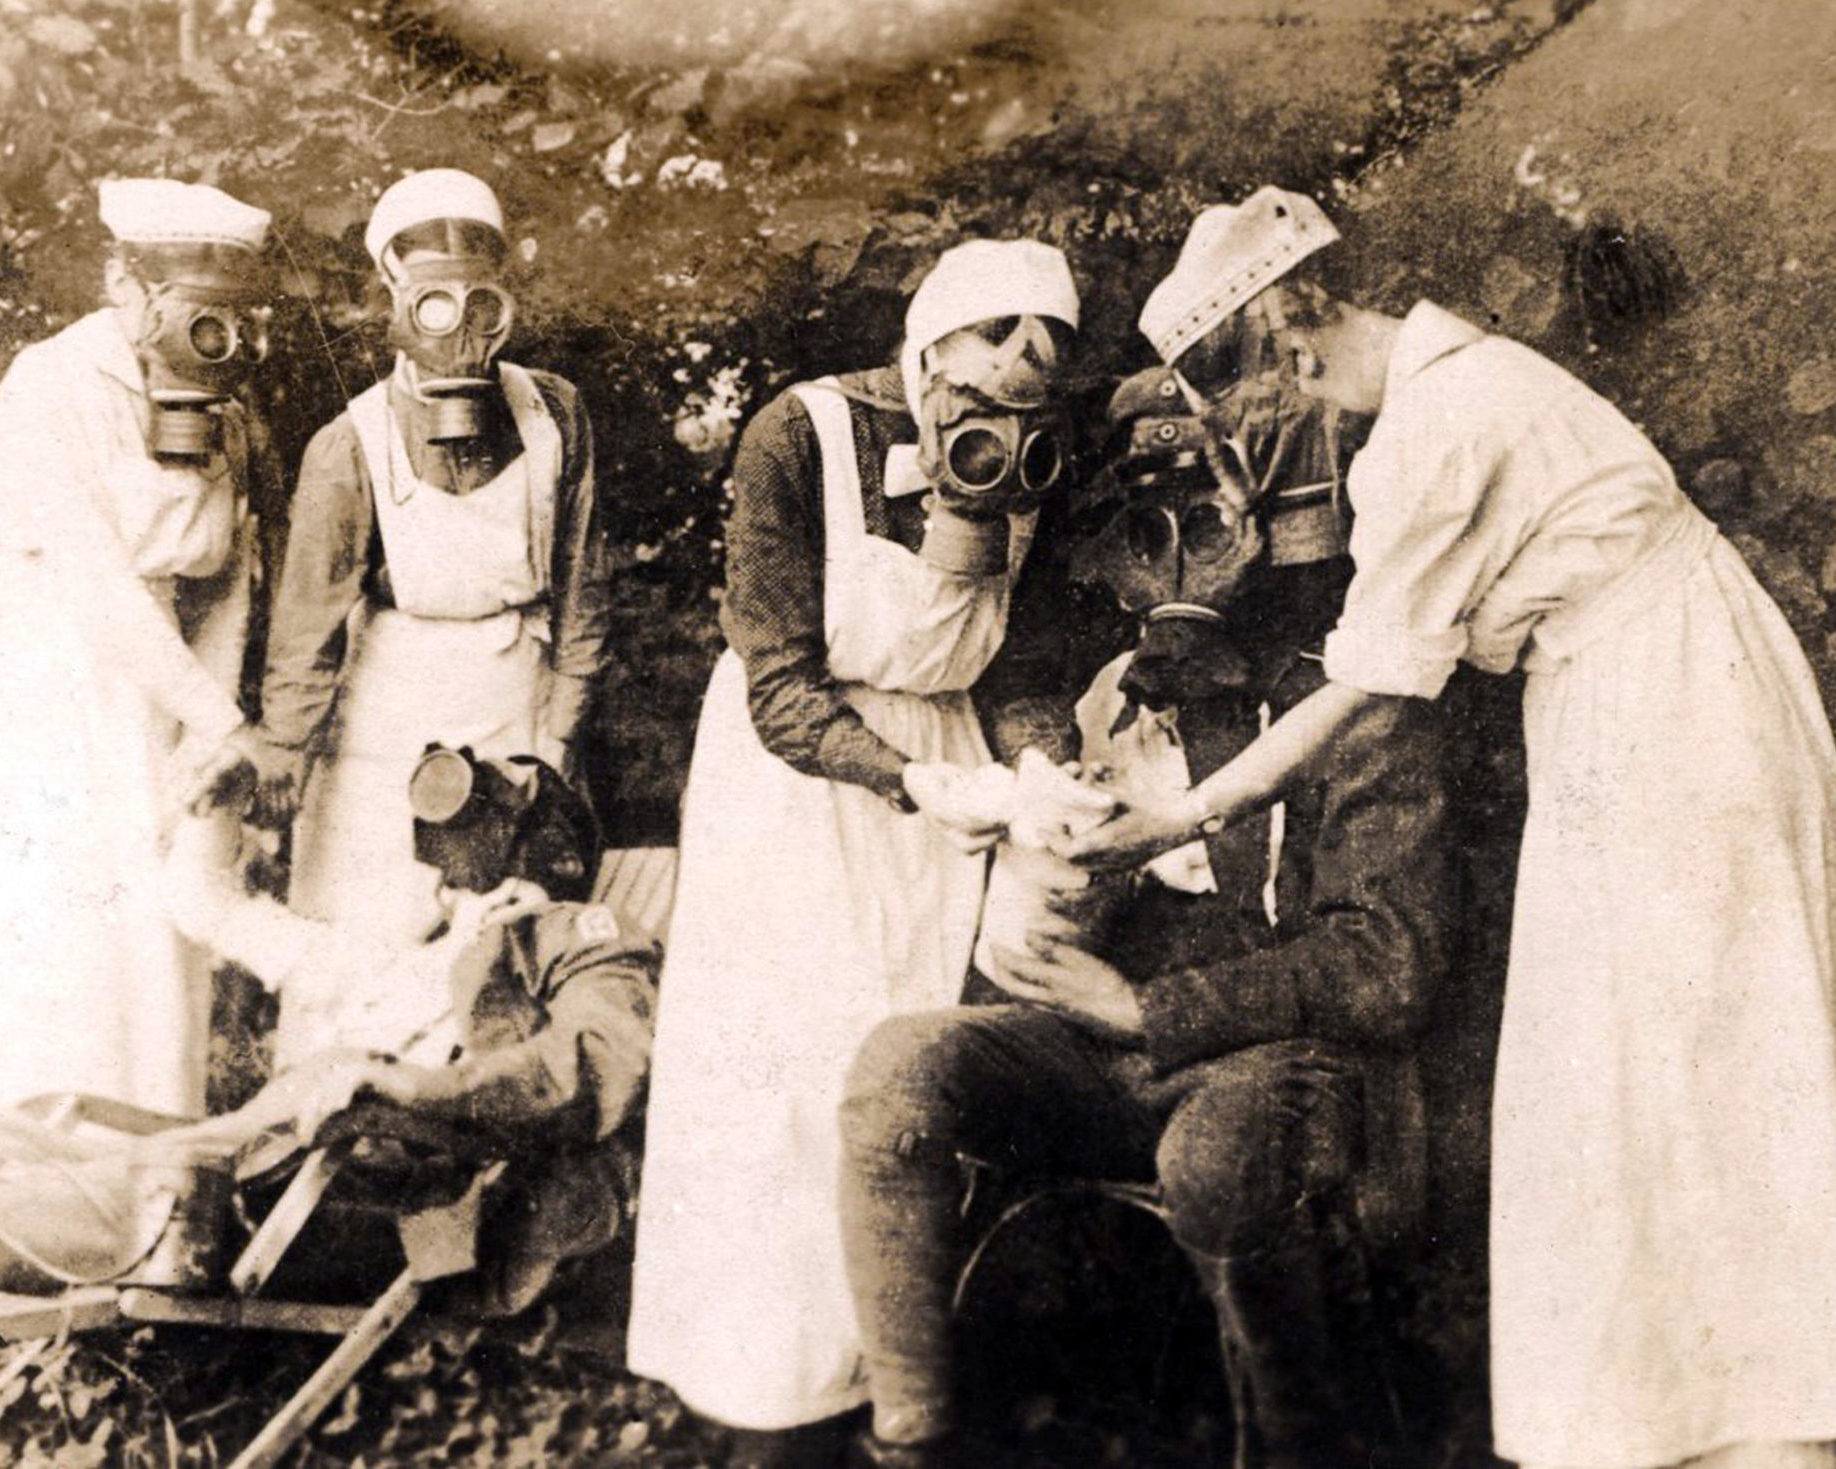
xmin=1187 ymin=1201 xmax=1401 ymax=1469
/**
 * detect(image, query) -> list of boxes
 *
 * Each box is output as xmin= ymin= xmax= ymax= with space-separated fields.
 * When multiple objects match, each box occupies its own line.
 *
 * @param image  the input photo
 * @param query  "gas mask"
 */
xmin=128 ymin=274 xmax=269 ymax=461
xmin=384 ymin=252 xmax=515 ymax=444
xmin=408 ymin=744 xmax=598 ymax=904
xmin=1069 ymin=369 xmax=1263 ymax=621
xmin=1069 ymin=365 xmax=1355 ymax=711
xmin=912 ymin=315 xmax=1068 ymax=576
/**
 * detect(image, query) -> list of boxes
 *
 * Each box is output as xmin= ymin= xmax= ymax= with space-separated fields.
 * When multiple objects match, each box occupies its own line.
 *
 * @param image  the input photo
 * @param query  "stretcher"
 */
xmin=0 ymin=846 xmax=678 ymax=1469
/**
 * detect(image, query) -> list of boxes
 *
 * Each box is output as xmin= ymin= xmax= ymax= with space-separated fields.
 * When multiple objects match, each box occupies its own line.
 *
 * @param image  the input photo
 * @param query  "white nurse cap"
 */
xmin=98 ymin=178 xmax=270 ymax=254
xmin=364 ymin=168 xmax=504 ymax=266
xmin=1138 ymin=186 xmax=1339 ymax=366
xmin=899 ymin=238 xmax=1079 ymax=418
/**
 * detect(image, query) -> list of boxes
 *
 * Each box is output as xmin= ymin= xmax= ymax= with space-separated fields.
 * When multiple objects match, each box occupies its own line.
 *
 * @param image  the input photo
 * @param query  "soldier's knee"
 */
xmin=1155 ymin=1080 xmax=1268 ymax=1254
xmin=839 ymin=1010 xmax=977 ymax=1157
xmin=1155 ymin=1048 xmax=1360 ymax=1257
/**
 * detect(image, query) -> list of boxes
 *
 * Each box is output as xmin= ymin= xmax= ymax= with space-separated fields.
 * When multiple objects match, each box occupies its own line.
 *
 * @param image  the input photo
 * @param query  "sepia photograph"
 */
xmin=1 ymin=0 xmax=1834 ymax=1464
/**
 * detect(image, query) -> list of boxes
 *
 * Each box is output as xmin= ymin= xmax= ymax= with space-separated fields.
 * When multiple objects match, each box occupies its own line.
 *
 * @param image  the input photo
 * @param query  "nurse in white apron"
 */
xmin=257 ymin=170 xmax=611 ymax=957
xmin=628 ymin=240 xmax=1080 ymax=1462
xmin=0 ymin=179 xmax=276 ymax=1116
xmin=1069 ymin=188 xmax=1836 ymax=1469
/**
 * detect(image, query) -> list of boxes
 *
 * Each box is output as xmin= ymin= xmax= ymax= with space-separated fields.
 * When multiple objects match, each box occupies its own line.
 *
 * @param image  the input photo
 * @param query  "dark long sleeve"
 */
xmin=428 ymin=906 xmax=657 ymax=1137
xmin=259 ymin=415 xmax=373 ymax=753
xmin=534 ymin=371 xmax=611 ymax=754
xmin=717 ymin=387 xmax=911 ymax=799
xmin=1137 ymin=695 xmax=1455 ymax=1072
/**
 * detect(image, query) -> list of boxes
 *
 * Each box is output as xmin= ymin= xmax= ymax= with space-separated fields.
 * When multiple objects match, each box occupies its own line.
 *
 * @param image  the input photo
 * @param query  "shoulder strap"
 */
xmin=789 ymin=379 xmax=864 ymax=551
xmin=343 ymin=378 xmax=400 ymax=505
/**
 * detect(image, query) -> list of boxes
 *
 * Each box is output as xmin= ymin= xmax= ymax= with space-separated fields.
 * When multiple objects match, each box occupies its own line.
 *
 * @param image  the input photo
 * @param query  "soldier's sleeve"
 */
xmin=1137 ymin=696 xmax=1456 ymax=1072
xmin=425 ymin=904 xmax=658 ymax=1136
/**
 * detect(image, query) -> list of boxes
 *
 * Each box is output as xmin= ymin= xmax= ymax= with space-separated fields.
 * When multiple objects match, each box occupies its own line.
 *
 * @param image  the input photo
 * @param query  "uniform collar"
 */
xmin=69 ymin=308 xmax=150 ymax=392
xmin=1381 ymin=300 xmax=1486 ymax=408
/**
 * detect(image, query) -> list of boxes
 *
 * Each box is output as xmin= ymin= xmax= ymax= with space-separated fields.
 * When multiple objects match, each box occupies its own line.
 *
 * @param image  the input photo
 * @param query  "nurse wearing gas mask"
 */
xmin=628 ymin=240 xmax=1079 ymax=1461
xmin=258 ymin=169 xmax=611 ymax=946
xmin=0 ymin=178 xmax=279 ymax=1115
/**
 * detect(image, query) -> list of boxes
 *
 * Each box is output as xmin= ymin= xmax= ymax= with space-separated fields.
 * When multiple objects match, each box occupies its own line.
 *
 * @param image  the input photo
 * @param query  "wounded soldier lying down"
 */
xmin=157 ymin=747 xmax=658 ymax=1314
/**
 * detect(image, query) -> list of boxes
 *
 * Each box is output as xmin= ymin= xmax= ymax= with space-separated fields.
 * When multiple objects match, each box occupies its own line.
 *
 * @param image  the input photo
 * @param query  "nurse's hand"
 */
xmin=1051 ymin=787 xmax=1215 ymax=872
xmin=902 ymin=760 xmax=1016 ymax=854
xmin=185 ymin=725 xmax=264 ymax=816
xmin=247 ymin=739 xmax=305 ymax=830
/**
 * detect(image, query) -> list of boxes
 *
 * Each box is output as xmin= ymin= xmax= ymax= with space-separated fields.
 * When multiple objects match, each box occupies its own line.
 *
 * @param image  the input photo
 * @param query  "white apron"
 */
xmin=287 ymin=365 xmax=558 ymax=953
xmin=1491 ymin=508 xmax=1836 ymax=1467
xmin=0 ymin=313 xmax=253 ymax=1116
xmin=628 ymin=381 xmax=1032 ymax=1428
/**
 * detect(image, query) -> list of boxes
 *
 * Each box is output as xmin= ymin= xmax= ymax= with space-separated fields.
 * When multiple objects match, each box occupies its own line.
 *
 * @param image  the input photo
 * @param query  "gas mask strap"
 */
xmin=1172 ymin=366 xmax=1258 ymax=527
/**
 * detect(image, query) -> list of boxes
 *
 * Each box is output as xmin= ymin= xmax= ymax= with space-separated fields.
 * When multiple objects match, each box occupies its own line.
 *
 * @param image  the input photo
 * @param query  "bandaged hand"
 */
xmin=902 ymin=760 xmax=1018 ymax=854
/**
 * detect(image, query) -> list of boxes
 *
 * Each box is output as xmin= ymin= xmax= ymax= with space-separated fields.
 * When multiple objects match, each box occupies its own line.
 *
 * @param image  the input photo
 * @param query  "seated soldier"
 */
xmin=163 ymin=746 xmax=657 ymax=1316
xmin=837 ymin=367 xmax=1456 ymax=1469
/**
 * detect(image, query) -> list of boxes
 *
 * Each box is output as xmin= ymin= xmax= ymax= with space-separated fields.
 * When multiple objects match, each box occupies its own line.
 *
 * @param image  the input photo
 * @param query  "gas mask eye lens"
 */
xmin=1018 ymin=429 xmax=1063 ymax=494
xmin=462 ymin=287 xmax=508 ymax=335
xmin=944 ymin=424 xmax=1011 ymax=493
xmin=1180 ymin=503 xmax=1233 ymax=562
xmin=187 ymin=312 xmax=235 ymax=363
xmin=411 ymin=287 xmax=463 ymax=335
xmin=1125 ymin=506 xmax=1174 ymax=565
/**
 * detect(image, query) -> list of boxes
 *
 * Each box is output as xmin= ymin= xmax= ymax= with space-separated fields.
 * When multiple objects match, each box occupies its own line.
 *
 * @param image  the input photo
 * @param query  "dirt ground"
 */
xmin=5 ymin=0 xmax=1832 ymax=1462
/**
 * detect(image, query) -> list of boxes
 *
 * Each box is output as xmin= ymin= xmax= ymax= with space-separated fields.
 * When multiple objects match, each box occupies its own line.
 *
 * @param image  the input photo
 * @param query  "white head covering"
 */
xmin=98 ymin=178 xmax=270 ymax=254
xmin=900 ymin=239 xmax=1079 ymax=419
xmin=1138 ymin=187 xmax=1339 ymax=366
xmin=364 ymin=168 xmax=504 ymax=267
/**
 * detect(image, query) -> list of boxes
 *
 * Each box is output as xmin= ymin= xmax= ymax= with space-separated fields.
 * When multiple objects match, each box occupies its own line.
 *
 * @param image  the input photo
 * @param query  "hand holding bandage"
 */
xmin=975 ymin=750 xmax=1128 ymax=1000
xmin=902 ymin=759 xmax=1020 ymax=854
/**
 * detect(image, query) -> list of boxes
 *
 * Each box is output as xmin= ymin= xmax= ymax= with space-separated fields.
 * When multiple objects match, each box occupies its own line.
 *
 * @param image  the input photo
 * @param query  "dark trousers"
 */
xmin=836 ymin=1003 xmax=1363 ymax=1448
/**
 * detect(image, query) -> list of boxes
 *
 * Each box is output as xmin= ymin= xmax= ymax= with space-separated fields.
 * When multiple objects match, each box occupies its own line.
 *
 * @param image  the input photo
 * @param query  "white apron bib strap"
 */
xmin=342 ymin=379 xmax=398 ymax=504
xmin=792 ymin=378 xmax=877 ymax=657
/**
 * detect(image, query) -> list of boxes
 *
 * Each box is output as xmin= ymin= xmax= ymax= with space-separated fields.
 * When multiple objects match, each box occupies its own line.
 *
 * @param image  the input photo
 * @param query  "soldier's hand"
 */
xmin=987 ymin=936 xmax=1144 ymax=1041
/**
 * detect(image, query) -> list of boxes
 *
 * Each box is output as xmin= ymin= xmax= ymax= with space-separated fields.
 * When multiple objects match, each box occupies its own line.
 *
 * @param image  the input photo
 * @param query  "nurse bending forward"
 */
xmin=628 ymin=240 xmax=1081 ymax=1461
xmin=258 ymin=169 xmax=611 ymax=950
xmin=0 ymin=179 xmax=279 ymax=1116
xmin=1065 ymin=187 xmax=1836 ymax=1469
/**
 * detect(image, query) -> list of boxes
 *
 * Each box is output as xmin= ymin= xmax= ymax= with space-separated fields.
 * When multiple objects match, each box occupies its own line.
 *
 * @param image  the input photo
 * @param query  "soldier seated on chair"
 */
xmin=163 ymin=745 xmax=657 ymax=1317
xmin=836 ymin=367 xmax=1456 ymax=1469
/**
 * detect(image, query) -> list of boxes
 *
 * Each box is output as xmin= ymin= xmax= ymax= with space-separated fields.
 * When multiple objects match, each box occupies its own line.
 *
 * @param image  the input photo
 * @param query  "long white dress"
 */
xmin=627 ymin=381 xmax=1030 ymax=1429
xmin=1321 ymin=303 xmax=1836 ymax=1467
xmin=0 ymin=311 xmax=256 ymax=1116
